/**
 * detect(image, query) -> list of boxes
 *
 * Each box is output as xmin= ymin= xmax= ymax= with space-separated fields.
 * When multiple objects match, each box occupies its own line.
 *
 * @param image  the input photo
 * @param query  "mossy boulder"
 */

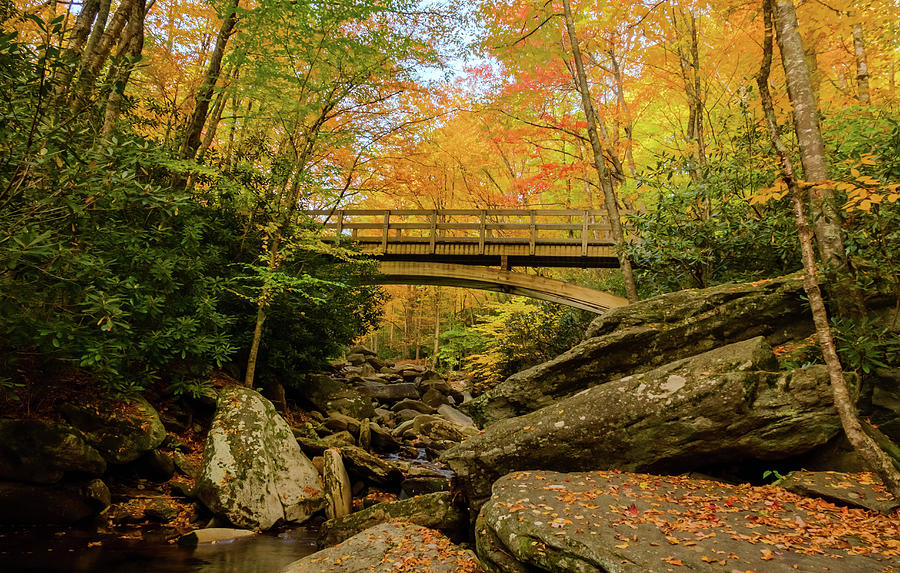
xmin=318 ymin=491 xmax=467 ymax=546
xmin=196 ymin=386 xmax=324 ymax=531
xmin=0 ymin=419 xmax=106 ymax=483
xmin=62 ymin=396 xmax=166 ymax=464
xmin=443 ymin=339 xmax=841 ymax=512
xmin=466 ymin=274 xmax=810 ymax=426
xmin=302 ymin=374 xmax=375 ymax=419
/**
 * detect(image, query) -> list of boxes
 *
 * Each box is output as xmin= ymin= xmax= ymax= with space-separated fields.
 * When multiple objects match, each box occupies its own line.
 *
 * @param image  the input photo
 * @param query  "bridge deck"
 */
xmin=306 ymin=209 xmax=620 ymax=268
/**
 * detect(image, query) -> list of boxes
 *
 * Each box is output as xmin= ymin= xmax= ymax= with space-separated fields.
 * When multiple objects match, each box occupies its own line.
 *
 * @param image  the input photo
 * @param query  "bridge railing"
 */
xmin=304 ymin=209 xmax=614 ymax=255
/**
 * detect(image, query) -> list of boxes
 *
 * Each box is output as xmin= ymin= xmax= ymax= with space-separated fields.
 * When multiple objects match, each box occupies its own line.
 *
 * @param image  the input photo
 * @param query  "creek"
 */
xmin=0 ymin=524 xmax=320 ymax=573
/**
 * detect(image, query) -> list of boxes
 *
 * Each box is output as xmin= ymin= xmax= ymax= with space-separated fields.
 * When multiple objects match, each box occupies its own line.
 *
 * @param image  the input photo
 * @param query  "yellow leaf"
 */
xmin=850 ymin=167 xmax=861 ymax=177
xmin=860 ymin=159 xmax=876 ymax=165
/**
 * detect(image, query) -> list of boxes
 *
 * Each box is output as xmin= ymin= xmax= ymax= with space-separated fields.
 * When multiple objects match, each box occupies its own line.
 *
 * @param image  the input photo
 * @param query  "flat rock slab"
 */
xmin=478 ymin=470 xmax=900 ymax=573
xmin=282 ymin=522 xmax=482 ymax=572
xmin=777 ymin=470 xmax=900 ymax=515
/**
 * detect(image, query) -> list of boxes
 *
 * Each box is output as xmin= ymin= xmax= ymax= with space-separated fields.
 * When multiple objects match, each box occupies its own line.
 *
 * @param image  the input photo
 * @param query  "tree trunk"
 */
xmin=772 ymin=0 xmax=844 ymax=265
xmin=182 ymin=0 xmax=239 ymax=159
xmin=608 ymin=47 xmax=637 ymax=179
xmin=852 ymin=22 xmax=871 ymax=104
xmin=562 ymin=0 xmax=638 ymax=303
xmin=100 ymin=0 xmax=145 ymax=137
xmin=432 ymin=287 xmax=440 ymax=369
xmin=757 ymin=0 xmax=900 ymax=500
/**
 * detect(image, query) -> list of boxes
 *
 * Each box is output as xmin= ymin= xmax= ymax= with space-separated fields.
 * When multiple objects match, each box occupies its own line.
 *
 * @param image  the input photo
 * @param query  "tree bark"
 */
xmin=772 ymin=0 xmax=844 ymax=265
xmin=183 ymin=0 xmax=239 ymax=159
xmin=852 ymin=22 xmax=871 ymax=104
xmin=757 ymin=0 xmax=900 ymax=500
xmin=100 ymin=0 xmax=145 ymax=137
xmin=562 ymin=0 xmax=638 ymax=303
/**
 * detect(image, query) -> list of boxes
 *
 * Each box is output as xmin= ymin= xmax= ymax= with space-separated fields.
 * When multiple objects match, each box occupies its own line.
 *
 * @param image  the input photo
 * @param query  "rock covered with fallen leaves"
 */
xmin=464 ymin=274 xmax=810 ymax=426
xmin=281 ymin=521 xmax=482 ymax=573
xmin=196 ymin=386 xmax=324 ymax=530
xmin=477 ymin=470 xmax=900 ymax=572
xmin=443 ymin=338 xmax=842 ymax=510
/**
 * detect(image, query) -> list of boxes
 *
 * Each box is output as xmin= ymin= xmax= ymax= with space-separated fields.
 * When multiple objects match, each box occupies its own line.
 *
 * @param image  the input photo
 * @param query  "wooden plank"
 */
xmin=581 ymin=210 xmax=588 ymax=256
xmin=381 ymin=211 xmax=390 ymax=252
xmin=429 ymin=210 xmax=437 ymax=254
xmin=529 ymin=211 xmax=536 ymax=256
xmin=478 ymin=210 xmax=486 ymax=255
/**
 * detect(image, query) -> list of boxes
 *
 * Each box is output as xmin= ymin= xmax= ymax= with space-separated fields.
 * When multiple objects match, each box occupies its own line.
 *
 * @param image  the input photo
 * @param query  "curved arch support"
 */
xmin=373 ymin=261 xmax=627 ymax=314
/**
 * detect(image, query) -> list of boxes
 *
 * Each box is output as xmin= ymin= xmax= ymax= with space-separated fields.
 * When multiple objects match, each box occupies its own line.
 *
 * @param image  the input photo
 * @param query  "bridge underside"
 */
xmin=374 ymin=261 xmax=627 ymax=314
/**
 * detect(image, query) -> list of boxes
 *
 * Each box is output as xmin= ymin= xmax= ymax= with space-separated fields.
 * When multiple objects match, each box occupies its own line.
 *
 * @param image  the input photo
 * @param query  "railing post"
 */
xmin=429 ymin=210 xmax=437 ymax=254
xmin=478 ymin=210 xmax=486 ymax=255
xmin=529 ymin=210 xmax=536 ymax=256
xmin=581 ymin=210 xmax=589 ymax=256
xmin=381 ymin=210 xmax=390 ymax=253
xmin=336 ymin=210 xmax=344 ymax=236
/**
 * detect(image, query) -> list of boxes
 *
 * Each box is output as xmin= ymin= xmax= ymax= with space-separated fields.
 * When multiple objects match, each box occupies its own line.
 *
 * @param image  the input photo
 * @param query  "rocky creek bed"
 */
xmin=1 ymin=274 xmax=899 ymax=572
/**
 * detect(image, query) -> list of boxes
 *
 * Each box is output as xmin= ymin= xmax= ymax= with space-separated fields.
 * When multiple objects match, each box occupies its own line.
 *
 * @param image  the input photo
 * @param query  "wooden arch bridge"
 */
xmin=305 ymin=209 xmax=629 ymax=313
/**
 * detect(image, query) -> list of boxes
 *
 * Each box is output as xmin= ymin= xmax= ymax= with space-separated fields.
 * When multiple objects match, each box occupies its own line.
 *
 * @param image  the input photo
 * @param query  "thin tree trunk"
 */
xmin=772 ymin=0 xmax=844 ymax=264
xmin=183 ymin=0 xmax=239 ymax=159
xmin=608 ymin=46 xmax=637 ymax=179
xmin=757 ymin=0 xmax=900 ymax=500
xmin=83 ymin=0 xmax=112 ymax=61
xmin=196 ymin=79 xmax=230 ymax=162
xmin=100 ymin=0 xmax=145 ymax=137
xmin=562 ymin=0 xmax=638 ymax=303
xmin=432 ymin=287 xmax=440 ymax=369
xmin=852 ymin=22 xmax=871 ymax=104
xmin=244 ymin=305 xmax=265 ymax=387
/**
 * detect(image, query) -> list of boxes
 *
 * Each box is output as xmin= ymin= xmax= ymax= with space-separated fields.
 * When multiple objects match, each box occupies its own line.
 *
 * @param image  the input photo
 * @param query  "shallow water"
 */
xmin=0 ymin=525 xmax=319 ymax=573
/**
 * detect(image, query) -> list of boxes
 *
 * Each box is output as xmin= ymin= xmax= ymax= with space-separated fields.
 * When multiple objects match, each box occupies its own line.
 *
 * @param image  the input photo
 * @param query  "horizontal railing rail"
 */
xmin=303 ymin=209 xmax=616 ymax=257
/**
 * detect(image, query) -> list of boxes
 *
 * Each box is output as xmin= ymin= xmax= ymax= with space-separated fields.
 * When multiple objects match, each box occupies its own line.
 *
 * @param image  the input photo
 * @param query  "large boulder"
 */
xmin=443 ymin=339 xmax=841 ymax=511
xmin=0 ymin=478 xmax=110 ymax=524
xmin=62 ymin=396 xmax=166 ymax=463
xmin=465 ymin=274 xmax=810 ymax=426
xmin=302 ymin=374 xmax=375 ymax=419
xmin=196 ymin=386 xmax=324 ymax=530
xmin=318 ymin=491 xmax=467 ymax=546
xmin=0 ymin=419 xmax=106 ymax=483
xmin=339 ymin=445 xmax=403 ymax=486
xmin=282 ymin=522 xmax=481 ymax=573
xmin=477 ymin=470 xmax=898 ymax=572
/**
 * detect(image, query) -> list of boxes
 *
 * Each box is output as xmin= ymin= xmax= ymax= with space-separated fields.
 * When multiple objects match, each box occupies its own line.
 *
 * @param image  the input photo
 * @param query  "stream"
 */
xmin=0 ymin=524 xmax=320 ymax=573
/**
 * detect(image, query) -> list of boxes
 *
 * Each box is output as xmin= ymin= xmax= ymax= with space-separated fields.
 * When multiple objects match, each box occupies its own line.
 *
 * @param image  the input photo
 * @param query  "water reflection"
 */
xmin=0 ymin=526 xmax=319 ymax=573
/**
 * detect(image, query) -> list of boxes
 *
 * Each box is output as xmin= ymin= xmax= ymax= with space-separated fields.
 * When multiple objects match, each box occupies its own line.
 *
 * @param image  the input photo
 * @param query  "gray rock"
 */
xmin=420 ymin=378 xmax=452 ymax=394
xmin=390 ymin=399 xmax=434 ymax=414
xmin=466 ymin=274 xmax=810 ymax=426
xmin=323 ymin=448 xmax=352 ymax=520
xmin=321 ymin=430 xmax=355 ymax=447
xmin=0 ymin=419 xmax=106 ymax=483
xmin=321 ymin=413 xmax=361 ymax=436
xmin=422 ymin=387 xmax=449 ymax=408
xmin=347 ymin=345 xmax=376 ymax=357
xmin=62 ymin=396 xmax=166 ymax=464
xmin=172 ymin=451 xmax=198 ymax=479
xmin=478 ymin=470 xmax=895 ymax=573
xmin=339 ymin=445 xmax=402 ymax=486
xmin=196 ymin=386 xmax=324 ymax=531
xmin=0 ymin=478 xmax=110 ymax=524
xmin=178 ymin=527 xmax=257 ymax=545
xmin=346 ymin=353 xmax=367 ymax=365
xmin=401 ymin=476 xmax=452 ymax=497
xmin=394 ymin=408 xmax=423 ymax=424
xmin=357 ymin=419 xmax=371 ymax=451
xmin=777 ymin=470 xmax=900 ymax=514
xmin=368 ymin=422 xmax=400 ymax=451
xmin=144 ymin=498 xmax=179 ymax=522
xmin=355 ymin=379 xmax=420 ymax=402
xmin=140 ymin=449 xmax=175 ymax=482
xmin=437 ymin=404 xmax=476 ymax=429
xmin=283 ymin=522 xmax=480 ymax=572
xmin=413 ymin=415 xmax=470 ymax=442
xmin=443 ymin=339 xmax=841 ymax=512
xmin=318 ymin=491 xmax=466 ymax=547
xmin=302 ymin=374 xmax=375 ymax=420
